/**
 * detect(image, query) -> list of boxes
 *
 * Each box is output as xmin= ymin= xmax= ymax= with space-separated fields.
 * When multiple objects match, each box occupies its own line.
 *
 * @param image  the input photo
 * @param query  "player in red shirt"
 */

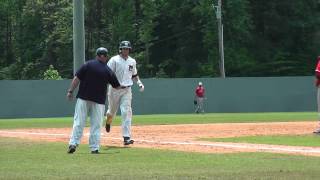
xmin=314 ymin=56 xmax=320 ymax=134
xmin=194 ymin=82 xmax=205 ymax=113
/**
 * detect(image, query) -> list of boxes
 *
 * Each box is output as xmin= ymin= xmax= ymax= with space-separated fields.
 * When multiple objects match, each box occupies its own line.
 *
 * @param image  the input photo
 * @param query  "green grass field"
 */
xmin=1 ymin=112 xmax=320 ymax=180
xmin=0 ymin=112 xmax=317 ymax=129
xmin=201 ymin=134 xmax=320 ymax=147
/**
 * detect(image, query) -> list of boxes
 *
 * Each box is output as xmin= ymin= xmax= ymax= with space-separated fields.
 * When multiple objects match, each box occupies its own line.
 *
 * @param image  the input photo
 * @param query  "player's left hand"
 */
xmin=66 ymin=92 xmax=73 ymax=101
xmin=139 ymin=83 xmax=144 ymax=92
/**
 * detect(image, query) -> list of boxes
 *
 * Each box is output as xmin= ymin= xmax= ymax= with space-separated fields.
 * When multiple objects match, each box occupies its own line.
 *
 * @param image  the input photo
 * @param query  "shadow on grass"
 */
xmin=100 ymin=145 xmax=133 ymax=154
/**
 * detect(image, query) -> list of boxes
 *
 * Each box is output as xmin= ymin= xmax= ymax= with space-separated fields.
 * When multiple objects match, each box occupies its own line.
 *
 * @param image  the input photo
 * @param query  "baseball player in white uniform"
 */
xmin=105 ymin=40 xmax=144 ymax=145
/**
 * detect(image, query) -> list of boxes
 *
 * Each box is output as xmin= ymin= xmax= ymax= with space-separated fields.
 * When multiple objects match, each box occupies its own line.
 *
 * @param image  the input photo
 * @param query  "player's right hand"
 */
xmin=139 ymin=84 xmax=144 ymax=92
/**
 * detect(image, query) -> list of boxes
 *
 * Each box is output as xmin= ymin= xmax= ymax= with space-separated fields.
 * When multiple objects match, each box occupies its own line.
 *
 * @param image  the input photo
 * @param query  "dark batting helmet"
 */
xmin=96 ymin=47 xmax=108 ymax=56
xmin=119 ymin=41 xmax=132 ymax=50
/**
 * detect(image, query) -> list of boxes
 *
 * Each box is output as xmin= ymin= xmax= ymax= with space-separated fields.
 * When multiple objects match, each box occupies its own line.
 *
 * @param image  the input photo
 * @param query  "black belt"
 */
xmin=120 ymin=86 xmax=131 ymax=89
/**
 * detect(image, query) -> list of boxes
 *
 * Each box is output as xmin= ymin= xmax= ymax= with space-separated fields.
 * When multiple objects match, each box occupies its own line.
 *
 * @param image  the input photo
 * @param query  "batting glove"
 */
xmin=137 ymin=80 xmax=144 ymax=92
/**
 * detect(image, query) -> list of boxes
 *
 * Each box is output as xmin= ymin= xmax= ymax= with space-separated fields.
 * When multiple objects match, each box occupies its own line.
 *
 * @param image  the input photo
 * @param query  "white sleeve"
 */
xmin=132 ymin=59 xmax=137 ymax=76
xmin=107 ymin=57 xmax=116 ymax=71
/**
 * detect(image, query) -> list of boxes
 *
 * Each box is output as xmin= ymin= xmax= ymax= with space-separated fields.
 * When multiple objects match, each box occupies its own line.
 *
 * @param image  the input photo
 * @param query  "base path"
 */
xmin=1 ymin=121 xmax=320 ymax=156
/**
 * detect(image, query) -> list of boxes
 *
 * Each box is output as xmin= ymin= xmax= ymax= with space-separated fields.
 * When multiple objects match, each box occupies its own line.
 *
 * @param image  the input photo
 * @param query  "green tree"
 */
xmin=248 ymin=0 xmax=320 ymax=76
xmin=43 ymin=65 xmax=62 ymax=80
xmin=149 ymin=0 xmax=212 ymax=77
xmin=1 ymin=0 xmax=320 ymax=79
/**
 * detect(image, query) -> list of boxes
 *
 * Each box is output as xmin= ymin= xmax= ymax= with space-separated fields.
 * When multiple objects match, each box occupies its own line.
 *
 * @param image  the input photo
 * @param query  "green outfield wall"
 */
xmin=0 ymin=76 xmax=316 ymax=118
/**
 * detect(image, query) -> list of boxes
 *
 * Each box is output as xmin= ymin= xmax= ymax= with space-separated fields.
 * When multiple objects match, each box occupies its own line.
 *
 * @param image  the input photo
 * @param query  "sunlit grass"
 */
xmin=0 ymin=112 xmax=317 ymax=129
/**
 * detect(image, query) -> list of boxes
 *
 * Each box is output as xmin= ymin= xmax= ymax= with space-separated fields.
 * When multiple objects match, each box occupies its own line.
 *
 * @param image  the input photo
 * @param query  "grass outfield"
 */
xmin=0 ymin=112 xmax=317 ymax=129
xmin=202 ymin=134 xmax=320 ymax=147
xmin=1 ymin=138 xmax=320 ymax=180
xmin=1 ymin=112 xmax=320 ymax=179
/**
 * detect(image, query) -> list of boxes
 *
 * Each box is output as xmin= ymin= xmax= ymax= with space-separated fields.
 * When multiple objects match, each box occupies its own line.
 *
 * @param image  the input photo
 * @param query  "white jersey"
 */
xmin=107 ymin=55 xmax=137 ymax=87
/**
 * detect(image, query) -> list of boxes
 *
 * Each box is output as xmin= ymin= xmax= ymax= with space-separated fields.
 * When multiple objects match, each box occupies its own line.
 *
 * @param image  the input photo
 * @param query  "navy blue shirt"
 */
xmin=75 ymin=59 xmax=120 ymax=104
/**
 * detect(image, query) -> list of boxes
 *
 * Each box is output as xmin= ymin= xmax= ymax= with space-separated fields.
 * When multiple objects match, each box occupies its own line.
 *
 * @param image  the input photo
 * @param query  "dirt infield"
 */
xmin=1 ymin=121 xmax=320 ymax=156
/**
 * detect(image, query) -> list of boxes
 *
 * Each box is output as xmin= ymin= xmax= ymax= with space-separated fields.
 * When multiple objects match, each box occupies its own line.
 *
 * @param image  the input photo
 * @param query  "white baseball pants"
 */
xmin=314 ymin=87 xmax=320 ymax=131
xmin=107 ymin=86 xmax=132 ymax=138
xmin=195 ymin=97 xmax=205 ymax=113
xmin=69 ymin=98 xmax=105 ymax=151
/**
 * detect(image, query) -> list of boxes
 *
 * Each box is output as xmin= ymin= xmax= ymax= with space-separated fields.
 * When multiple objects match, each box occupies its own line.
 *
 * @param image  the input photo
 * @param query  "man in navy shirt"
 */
xmin=66 ymin=47 xmax=120 ymax=154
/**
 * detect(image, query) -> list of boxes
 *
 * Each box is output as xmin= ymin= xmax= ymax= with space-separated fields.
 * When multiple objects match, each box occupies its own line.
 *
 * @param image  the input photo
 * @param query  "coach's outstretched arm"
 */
xmin=66 ymin=76 xmax=80 ymax=101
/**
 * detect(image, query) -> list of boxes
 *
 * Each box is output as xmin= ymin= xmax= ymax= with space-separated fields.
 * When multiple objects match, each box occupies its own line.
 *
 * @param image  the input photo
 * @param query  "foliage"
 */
xmin=0 ymin=0 xmax=319 ymax=79
xmin=43 ymin=65 xmax=62 ymax=80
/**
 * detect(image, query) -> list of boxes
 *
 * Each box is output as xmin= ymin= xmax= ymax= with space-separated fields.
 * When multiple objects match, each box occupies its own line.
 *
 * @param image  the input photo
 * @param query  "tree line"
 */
xmin=0 ymin=0 xmax=319 ymax=79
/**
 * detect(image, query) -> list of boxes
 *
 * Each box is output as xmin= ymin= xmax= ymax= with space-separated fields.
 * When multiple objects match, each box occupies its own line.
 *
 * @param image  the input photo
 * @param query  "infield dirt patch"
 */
xmin=1 ymin=121 xmax=320 ymax=156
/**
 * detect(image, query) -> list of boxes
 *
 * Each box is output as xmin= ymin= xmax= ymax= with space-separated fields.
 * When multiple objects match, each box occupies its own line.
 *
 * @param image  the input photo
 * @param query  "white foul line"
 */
xmin=137 ymin=139 xmax=320 ymax=154
xmin=1 ymin=130 xmax=320 ymax=154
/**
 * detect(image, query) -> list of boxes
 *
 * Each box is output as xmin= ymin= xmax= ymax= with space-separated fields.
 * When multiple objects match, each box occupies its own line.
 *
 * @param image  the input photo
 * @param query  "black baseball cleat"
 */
xmin=313 ymin=130 xmax=320 ymax=134
xmin=91 ymin=150 xmax=99 ymax=154
xmin=123 ymin=137 xmax=134 ymax=145
xmin=105 ymin=124 xmax=111 ymax=133
xmin=124 ymin=139 xmax=134 ymax=145
xmin=67 ymin=145 xmax=77 ymax=154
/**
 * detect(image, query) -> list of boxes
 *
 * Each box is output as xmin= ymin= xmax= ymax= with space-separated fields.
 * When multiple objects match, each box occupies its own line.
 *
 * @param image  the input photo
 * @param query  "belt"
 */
xmin=120 ymin=86 xmax=131 ymax=89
